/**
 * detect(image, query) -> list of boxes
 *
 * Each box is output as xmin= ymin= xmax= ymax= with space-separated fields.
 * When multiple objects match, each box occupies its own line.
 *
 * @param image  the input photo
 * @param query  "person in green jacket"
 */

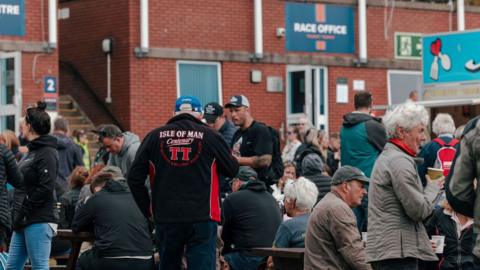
xmin=340 ymin=91 xmax=387 ymax=232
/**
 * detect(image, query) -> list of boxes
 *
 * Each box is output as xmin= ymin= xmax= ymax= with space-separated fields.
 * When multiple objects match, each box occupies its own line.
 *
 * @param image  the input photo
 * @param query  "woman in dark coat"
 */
xmin=7 ymin=101 xmax=59 ymax=270
xmin=0 ymin=144 xmax=22 ymax=251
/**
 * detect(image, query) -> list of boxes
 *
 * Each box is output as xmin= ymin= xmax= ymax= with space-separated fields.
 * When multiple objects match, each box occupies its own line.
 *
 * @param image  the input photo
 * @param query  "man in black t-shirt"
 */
xmin=225 ymin=95 xmax=274 ymax=183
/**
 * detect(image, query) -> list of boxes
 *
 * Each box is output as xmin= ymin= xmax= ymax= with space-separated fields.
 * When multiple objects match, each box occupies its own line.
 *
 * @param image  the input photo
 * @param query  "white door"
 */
xmin=286 ymin=65 xmax=328 ymax=132
xmin=0 ymin=52 xmax=22 ymax=133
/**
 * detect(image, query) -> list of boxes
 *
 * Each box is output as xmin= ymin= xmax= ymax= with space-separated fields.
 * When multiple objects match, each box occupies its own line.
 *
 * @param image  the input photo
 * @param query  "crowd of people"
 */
xmin=0 ymin=90 xmax=479 ymax=270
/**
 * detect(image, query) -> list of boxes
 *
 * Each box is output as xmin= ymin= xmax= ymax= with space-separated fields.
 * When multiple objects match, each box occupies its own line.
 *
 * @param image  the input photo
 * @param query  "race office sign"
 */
xmin=0 ymin=0 xmax=25 ymax=36
xmin=285 ymin=2 xmax=354 ymax=53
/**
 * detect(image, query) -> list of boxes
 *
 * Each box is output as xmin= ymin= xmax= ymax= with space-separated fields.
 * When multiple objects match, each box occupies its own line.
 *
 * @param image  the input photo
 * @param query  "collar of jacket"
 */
xmin=102 ymin=179 xmax=129 ymax=193
xmin=167 ymin=113 xmax=205 ymax=126
xmin=239 ymin=180 xmax=267 ymax=192
xmin=389 ymin=138 xmax=416 ymax=157
xmin=27 ymin=135 xmax=58 ymax=151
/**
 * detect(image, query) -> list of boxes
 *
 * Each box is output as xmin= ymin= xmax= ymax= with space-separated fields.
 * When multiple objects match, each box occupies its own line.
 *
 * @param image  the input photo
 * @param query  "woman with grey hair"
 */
xmin=417 ymin=113 xmax=458 ymax=186
xmin=366 ymin=103 xmax=443 ymax=270
xmin=273 ymin=177 xmax=318 ymax=248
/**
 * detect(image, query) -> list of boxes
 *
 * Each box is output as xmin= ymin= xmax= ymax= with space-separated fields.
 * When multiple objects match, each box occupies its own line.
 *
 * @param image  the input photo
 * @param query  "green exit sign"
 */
xmin=395 ymin=32 xmax=422 ymax=60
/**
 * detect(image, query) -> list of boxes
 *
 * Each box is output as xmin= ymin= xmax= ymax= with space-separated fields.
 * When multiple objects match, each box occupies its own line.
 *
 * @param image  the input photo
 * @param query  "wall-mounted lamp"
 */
xmin=102 ymin=38 xmax=114 ymax=103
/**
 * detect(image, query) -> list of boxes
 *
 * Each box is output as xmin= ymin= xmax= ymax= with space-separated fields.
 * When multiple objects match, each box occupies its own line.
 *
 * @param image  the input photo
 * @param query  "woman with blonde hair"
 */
xmin=294 ymin=128 xmax=330 ymax=176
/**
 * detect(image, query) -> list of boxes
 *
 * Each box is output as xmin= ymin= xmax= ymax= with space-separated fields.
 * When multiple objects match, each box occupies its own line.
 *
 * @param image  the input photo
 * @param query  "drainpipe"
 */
xmin=48 ymin=0 xmax=57 ymax=48
xmin=457 ymin=0 xmax=465 ymax=31
xmin=358 ymin=0 xmax=367 ymax=63
xmin=254 ymin=0 xmax=263 ymax=59
xmin=140 ymin=0 xmax=149 ymax=53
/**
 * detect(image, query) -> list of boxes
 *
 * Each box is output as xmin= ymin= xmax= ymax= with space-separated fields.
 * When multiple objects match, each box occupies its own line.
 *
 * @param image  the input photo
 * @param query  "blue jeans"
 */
xmin=223 ymin=251 xmax=265 ymax=270
xmin=156 ymin=221 xmax=217 ymax=270
xmin=6 ymin=223 xmax=54 ymax=270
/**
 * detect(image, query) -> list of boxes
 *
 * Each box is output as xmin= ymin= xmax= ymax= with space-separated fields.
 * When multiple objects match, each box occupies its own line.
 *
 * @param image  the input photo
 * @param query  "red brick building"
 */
xmin=58 ymin=0 xmax=480 ymax=138
xmin=0 ymin=0 xmax=58 ymax=133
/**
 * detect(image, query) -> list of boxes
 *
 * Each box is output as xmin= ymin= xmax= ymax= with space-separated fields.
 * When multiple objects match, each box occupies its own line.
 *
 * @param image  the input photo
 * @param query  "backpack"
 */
xmin=433 ymin=137 xmax=459 ymax=177
xmin=258 ymin=122 xmax=284 ymax=184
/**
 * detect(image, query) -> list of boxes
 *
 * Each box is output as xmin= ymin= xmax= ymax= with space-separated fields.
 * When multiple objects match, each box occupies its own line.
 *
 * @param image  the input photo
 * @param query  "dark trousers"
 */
xmin=353 ymin=195 xmax=368 ymax=232
xmin=77 ymin=248 xmax=153 ymax=270
xmin=156 ymin=221 xmax=217 ymax=270
xmin=372 ymin=257 xmax=419 ymax=270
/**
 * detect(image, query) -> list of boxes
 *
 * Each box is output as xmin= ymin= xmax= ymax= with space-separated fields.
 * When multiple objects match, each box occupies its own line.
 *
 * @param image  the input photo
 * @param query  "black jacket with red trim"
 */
xmin=128 ymin=113 xmax=239 ymax=223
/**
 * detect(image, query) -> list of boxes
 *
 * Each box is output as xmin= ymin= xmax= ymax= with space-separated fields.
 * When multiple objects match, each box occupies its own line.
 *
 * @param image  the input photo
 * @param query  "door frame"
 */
xmin=0 ymin=51 xmax=22 ymax=133
xmin=286 ymin=65 xmax=329 ymax=132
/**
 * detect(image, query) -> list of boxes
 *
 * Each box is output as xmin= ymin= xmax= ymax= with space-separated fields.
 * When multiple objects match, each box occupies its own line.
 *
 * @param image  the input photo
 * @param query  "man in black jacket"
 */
xmin=128 ymin=96 xmax=239 ymax=270
xmin=221 ymin=166 xmax=282 ymax=270
xmin=72 ymin=172 xmax=153 ymax=270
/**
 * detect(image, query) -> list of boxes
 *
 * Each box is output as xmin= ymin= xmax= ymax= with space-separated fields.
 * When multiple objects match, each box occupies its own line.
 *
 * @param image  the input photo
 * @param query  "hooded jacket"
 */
xmin=107 ymin=132 xmax=140 ymax=178
xmin=128 ymin=113 xmax=239 ymax=224
xmin=221 ymin=180 xmax=282 ymax=253
xmin=302 ymin=154 xmax=332 ymax=202
xmin=0 ymin=145 xmax=23 ymax=230
xmin=340 ymin=112 xmax=387 ymax=177
xmin=53 ymin=133 xmax=84 ymax=183
xmin=445 ymin=116 xmax=480 ymax=258
xmin=13 ymin=135 xmax=59 ymax=230
xmin=294 ymin=144 xmax=325 ymax=177
xmin=72 ymin=180 xmax=152 ymax=258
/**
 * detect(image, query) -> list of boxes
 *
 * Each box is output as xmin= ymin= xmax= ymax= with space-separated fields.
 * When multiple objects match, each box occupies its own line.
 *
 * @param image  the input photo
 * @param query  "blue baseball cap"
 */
xmin=175 ymin=96 xmax=203 ymax=113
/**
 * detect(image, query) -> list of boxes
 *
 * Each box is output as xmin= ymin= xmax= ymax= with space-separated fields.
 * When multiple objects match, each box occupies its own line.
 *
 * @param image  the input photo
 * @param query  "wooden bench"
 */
xmin=249 ymin=247 xmax=304 ymax=270
xmin=54 ymin=229 xmax=95 ymax=270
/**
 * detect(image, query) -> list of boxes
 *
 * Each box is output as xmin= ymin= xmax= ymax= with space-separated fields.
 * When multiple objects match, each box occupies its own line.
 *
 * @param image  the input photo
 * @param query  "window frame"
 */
xmin=176 ymin=60 xmax=223 ymax=105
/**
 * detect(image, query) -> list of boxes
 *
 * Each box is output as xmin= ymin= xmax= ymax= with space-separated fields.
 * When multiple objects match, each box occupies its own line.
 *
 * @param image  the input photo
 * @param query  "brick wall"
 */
xmin=59 ymin=0 xmax=131 ymax=128
xmin=0 ymin=0 xmax=58 ymax=112
xmin=59 ymin=0 xmax=480 ymax=138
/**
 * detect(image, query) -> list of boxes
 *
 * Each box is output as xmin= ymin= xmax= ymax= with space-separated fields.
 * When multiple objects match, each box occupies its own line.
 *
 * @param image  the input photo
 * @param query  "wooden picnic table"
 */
xmin=249 ymin=247 xmax=304 ymax=270
xmin=55 ymin=229 xmax=95 ymax=270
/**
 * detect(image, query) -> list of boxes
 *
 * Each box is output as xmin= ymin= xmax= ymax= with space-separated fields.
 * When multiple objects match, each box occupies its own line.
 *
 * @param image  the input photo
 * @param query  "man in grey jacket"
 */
xmin=304 ymin=166 xmax=371 ymax=270
xmin=446 ymin=116 xmax=480 ymax=261
xmin=94 ymin=124 xmax=140 ymax=178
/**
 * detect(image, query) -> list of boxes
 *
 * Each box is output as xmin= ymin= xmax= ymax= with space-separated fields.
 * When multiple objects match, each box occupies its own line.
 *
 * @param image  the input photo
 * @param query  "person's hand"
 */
xmin=19 ymin=146 xmax=28 ymax=154
xmin=430 ymin=239 xmax=437 ymax=252
xmin=334 ymin=151 xmax=340 ymax=160
xmin=267 ymin=256 xmax=274 ymax=269
xmin=426 ymin=174 xmax=445 ymax=189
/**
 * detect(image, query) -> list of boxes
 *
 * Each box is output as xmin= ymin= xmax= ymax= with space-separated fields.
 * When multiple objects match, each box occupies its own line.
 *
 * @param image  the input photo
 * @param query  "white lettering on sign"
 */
xmin=293 ymin=22 xmax=347 ymax=35
xmin=0 ymin=4 xmax=20 ymax=15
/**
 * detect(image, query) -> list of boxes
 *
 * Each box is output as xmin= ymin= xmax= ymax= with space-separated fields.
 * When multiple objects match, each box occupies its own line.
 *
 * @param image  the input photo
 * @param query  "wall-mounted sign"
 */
xmin=423 ymin=30 xmax=480 ymax=100
xmin=44 ymin=76 xmax=57 ymax=93
xmin=395 ymin=32 xmax=422 ymax=60
xmin=0 ymin=0 xmax=25 ymax=36
xmin=285 ymin=2 xmax=354 ymax=53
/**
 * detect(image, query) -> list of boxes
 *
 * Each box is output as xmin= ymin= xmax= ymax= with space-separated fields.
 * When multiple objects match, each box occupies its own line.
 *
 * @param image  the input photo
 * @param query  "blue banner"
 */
xmin=0 ymin=0 xmax=25 ymax=36
xmin=285 ymin=2 xmax=354 ymax=53
xmin=423 ymin=30 xmax=480 ymax=85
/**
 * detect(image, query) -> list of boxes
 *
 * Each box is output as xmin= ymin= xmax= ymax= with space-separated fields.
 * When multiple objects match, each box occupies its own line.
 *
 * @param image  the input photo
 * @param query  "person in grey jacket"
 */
xmin=367 ymin=103 xmax=443 ymax=270
xmin=304 ymin=166 xmax=371 ymax=270
xmin=446 ymin=115 xmax=480 ymax=261
xmin=94 ymin=125 xmax=140 ymax=178
xmin=302 ymin=153 xmax=331 ymax=202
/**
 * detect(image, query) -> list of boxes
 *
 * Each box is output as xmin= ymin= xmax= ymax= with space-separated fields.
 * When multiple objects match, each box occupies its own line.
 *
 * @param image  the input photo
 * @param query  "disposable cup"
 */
xmin=432 ymin=235 xmax=445 ymax=254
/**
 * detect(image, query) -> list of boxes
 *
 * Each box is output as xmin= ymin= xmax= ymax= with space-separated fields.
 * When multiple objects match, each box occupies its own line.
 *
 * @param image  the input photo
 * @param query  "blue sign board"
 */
xmin=44 ymin=76 xmax=57 ymax=93
xmin=285 ymin=2 xmax=354 ymax=53
xmin=423 ymin=30 xmax=480 ymax=85
xmin=0 ymin=0 xmax=25 ymax=36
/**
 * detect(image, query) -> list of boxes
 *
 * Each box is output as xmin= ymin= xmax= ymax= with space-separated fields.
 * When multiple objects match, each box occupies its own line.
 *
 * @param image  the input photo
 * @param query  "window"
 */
xmin=387 ymin=70 xmax=422 ymax=105
xmin=177 ymin=61 xmax=222 ymax=106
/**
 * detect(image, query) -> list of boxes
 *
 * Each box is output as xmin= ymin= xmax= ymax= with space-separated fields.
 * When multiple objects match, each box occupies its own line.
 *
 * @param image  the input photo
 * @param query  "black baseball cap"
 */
xmin=331 ymin=166 xmax=370 ymax=185
xmin=204 ymin=102 xmax=224 ymax=124
xmin=235 ymin=166 xmax=258 ymax=182
xmin=225 ymin=95 xmax=250 ymax=108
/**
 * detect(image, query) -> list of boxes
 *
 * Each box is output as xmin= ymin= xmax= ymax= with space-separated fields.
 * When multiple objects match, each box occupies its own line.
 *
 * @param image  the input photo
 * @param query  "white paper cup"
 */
xmin=432 ymin=235 xmax=445 ymax=254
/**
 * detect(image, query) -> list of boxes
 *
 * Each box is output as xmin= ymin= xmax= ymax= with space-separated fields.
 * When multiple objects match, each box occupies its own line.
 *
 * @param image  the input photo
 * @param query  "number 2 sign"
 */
xmin=44 ymin=76 xmax=57 ymax=93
